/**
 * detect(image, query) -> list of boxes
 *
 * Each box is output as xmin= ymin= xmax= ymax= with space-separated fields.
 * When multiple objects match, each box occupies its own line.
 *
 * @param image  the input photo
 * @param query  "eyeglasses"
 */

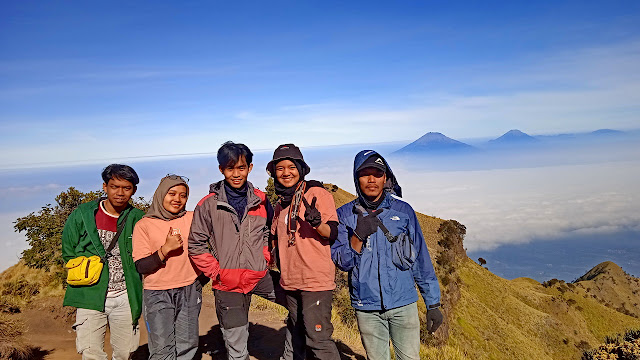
xmin=163 ymin=174 xmax=189 ymax=183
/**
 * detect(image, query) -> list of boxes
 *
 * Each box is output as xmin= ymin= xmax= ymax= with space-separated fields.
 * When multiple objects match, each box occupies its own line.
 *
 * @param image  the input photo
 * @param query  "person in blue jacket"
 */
xmin=332 ymin=150 xmax=443 ymax=360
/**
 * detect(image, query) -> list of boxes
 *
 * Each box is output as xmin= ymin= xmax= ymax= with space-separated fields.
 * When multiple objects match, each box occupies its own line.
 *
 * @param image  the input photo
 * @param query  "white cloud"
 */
xmin=396 ymin=159 xmax=640 ymax=252
xmin=0 ymin=212 xmax=29 ymax=272
xmin=2 ymin=40 xmax=640 ymax=170
xmin=5 ymin=183 xmax=63 ymax=193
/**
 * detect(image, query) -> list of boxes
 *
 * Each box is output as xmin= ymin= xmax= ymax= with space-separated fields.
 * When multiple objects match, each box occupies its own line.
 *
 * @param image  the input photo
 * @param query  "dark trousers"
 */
xmin=214 ymin=271 xmax=290 ymax=360
xmin=143 ymin=280 xmax=203 ymax=360
xmin=286 ymin=290 xmax=340 ymax=360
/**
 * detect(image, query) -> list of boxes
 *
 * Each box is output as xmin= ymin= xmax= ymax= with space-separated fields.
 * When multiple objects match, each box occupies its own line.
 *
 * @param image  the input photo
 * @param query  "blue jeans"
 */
xmin=354 ymin=302 xmax=420 ymax=360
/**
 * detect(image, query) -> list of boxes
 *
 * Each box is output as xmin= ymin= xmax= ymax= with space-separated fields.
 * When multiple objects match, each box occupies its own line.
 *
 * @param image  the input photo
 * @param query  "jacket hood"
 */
xmin=353 ymin=150 xmax=402 ymax=200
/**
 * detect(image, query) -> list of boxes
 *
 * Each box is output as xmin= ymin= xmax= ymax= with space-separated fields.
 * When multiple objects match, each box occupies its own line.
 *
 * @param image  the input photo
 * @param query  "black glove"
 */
xmin=302 ymin=196 xmax=322 ymax=228
xmin=353 ymin=208 xmax=383 ymax=241
xmin=426 ymin=307 xmax=443 ymax=333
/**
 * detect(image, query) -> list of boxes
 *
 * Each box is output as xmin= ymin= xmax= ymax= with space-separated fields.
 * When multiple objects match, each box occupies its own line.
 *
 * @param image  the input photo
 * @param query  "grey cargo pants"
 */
xmin=143 ymin=279 xmax=203 ymax=360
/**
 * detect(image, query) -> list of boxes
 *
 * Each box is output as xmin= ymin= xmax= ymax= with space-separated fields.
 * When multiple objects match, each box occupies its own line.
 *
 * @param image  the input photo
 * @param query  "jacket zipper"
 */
xmin=85 ymin=258 xmax=91 ymax=278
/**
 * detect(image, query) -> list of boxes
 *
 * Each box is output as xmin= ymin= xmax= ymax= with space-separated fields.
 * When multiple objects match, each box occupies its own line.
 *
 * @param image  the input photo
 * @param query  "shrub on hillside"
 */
xmin=437 ymin=220 xmax=466 ymax=258
xmin=0 ymin=298 xmax=20 ymax=314
xmin=582 ymin=328 xmax=640 ymax=360
xmin=1 ymin=279 xmax=39 ymax=298
xmin=265 ymin=178 xmax=278 ymax=205
xmin=13 ymin=187 xmax=149 ymax=278
xmin=543 ymin=279 xmax=561 ymax=288
xmin=0 ymin=313 xmax=41 ymax=360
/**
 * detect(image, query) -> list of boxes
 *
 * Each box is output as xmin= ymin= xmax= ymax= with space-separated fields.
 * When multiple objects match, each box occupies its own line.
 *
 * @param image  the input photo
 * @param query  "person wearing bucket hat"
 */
xmin=331 ymin=150 xmax=443 ymax=360
xmin=132 ymin=175 xmax=202 ymax=360
xmin=267 ymin=144 xmax=340 ymax=360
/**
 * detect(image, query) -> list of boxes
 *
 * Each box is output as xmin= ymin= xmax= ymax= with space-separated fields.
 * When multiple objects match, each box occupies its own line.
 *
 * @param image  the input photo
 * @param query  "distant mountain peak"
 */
xmin=395 ymin=131 xmax=475 ymax=154
xmin=489 ymin=129 xmax=538 ymax=144
xmin=505 ymin=129 xmax=526 ymax=135
xmin=591 ymin=129 xmax=624 ymax=136
xmin=415 ymin=132 xmax=461 ymax=143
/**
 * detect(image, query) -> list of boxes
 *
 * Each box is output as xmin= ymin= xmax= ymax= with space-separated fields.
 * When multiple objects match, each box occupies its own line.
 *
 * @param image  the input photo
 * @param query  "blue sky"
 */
xmin=1 ymin=1 xmax=640 ymax=169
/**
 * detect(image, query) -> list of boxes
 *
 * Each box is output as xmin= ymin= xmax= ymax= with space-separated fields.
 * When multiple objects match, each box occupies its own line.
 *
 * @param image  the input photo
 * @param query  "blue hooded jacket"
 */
xmin=331 ymin=150 xmax=441 ymax=310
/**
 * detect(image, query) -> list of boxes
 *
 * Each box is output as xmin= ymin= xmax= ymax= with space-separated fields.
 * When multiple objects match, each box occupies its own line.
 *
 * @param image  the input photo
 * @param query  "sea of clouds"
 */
xmin=0 ymin=136 xmax=638 ymax=273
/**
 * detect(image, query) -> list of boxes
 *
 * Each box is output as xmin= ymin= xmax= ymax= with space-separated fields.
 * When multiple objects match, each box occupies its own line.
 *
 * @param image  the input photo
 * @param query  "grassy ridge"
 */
xmin=450 ymin=259 xmax=640 ymax=359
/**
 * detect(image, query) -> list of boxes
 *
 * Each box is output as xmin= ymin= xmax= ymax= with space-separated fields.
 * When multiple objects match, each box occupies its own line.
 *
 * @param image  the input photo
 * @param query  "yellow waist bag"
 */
xmin=65 ymin=211 xmax=129 ymax=286
xmin=65 ymin=256 xmax=104 ymax=286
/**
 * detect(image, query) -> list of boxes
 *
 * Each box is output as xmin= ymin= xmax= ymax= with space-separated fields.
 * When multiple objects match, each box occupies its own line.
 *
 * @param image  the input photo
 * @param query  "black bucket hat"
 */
xmin=266 ymin=143 xmax=311 ymax=177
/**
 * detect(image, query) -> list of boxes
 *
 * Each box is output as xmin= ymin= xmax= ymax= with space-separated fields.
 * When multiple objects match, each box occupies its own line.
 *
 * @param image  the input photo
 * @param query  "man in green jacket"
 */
xmin=62 ymin=164 xmax=145 ymax=360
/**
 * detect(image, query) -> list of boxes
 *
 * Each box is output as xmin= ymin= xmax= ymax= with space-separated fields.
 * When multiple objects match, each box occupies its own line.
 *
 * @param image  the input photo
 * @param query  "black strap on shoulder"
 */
xmin=105 ymin=210 xmax=130 ymax=257
xmin=353 ymin=204 xmax=397 ymax=243
xmin=377 ymin=221 xmax=398 ymax=243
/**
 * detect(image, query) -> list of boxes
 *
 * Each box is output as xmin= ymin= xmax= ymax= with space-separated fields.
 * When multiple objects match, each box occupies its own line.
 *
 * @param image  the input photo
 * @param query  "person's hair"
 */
xmin=217 ymin=141 xmax=253 ymax=168
xmin=101 ymin=164 xmax=140 ymax=186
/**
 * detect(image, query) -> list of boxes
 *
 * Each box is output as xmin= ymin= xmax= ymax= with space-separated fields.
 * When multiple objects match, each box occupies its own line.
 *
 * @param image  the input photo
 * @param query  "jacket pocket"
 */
xmin=381 ymin=213 xmax=416 ymax=271
xmin=214 ymin=290 xmax=249 ymax=329
xmin=390 ymin=232 xmax=417 ymax=271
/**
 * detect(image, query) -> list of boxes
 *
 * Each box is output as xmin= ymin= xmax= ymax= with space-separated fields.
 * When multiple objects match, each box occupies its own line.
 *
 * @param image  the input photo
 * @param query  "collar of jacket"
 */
xmin=209 ymin=180 xmax=262 ymax=216
xmin=354 ymin=193 xmax=394 ymax=214
xmin=78 ymin=198 xmax=135 ymax=258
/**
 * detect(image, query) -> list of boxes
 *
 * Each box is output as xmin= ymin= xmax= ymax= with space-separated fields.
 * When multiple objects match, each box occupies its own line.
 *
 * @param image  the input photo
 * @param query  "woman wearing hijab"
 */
xmin=132 ymin=175 xmax=201 ymax=360
xmin=267 ymin=144 xmax=340 ymax=360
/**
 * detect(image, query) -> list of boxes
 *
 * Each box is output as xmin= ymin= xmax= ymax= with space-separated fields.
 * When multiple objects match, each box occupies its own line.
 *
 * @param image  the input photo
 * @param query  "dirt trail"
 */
xmin=20 ymin=295 xmax=364 ymax=360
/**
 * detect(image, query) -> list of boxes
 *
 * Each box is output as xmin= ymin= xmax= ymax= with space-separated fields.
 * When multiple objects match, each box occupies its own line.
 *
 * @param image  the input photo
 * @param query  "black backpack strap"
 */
xmin=376 ymin=221 xmax=398 ymax=243
xmin=105 ymin=210 xmax=130 ymax=257
xmin=353 ymin=204 xmax=397 ymax=243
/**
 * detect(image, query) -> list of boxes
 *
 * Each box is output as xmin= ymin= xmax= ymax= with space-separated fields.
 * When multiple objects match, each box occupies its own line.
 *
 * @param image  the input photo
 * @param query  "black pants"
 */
xmin=214 ymin=271 xmax=288 ymax=360
xmin=286 ymin=290 xmax=340 ymax=360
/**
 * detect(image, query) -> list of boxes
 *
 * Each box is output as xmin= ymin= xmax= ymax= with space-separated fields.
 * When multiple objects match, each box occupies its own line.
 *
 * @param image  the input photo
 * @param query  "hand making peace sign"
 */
xmin=301 ymin=196 xmax=322 ymax=228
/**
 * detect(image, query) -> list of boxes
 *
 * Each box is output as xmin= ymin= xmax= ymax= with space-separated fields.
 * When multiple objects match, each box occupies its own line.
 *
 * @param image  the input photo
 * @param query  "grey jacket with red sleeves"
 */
xmin=188 ymin=180 xmax=271 ymax=293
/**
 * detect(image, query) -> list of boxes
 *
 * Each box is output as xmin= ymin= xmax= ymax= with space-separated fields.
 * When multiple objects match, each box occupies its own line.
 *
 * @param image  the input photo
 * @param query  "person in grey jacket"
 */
xmin=188 ymin=141 xmax=290 ymax=360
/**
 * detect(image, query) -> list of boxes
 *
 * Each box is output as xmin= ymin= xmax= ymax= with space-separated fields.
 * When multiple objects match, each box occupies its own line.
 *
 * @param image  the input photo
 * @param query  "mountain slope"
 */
xmin=395 ymin=132 xmax=476 ymax=154
xmin=574 ymin=261 xmax=640 ymax=318
xmin=450 ymin=260 xmax=640 ymax=359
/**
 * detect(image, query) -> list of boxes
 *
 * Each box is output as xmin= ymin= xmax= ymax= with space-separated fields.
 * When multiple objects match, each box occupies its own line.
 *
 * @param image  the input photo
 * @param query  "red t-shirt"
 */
xmin=96 ymin=201 xmax=126 ymax=295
